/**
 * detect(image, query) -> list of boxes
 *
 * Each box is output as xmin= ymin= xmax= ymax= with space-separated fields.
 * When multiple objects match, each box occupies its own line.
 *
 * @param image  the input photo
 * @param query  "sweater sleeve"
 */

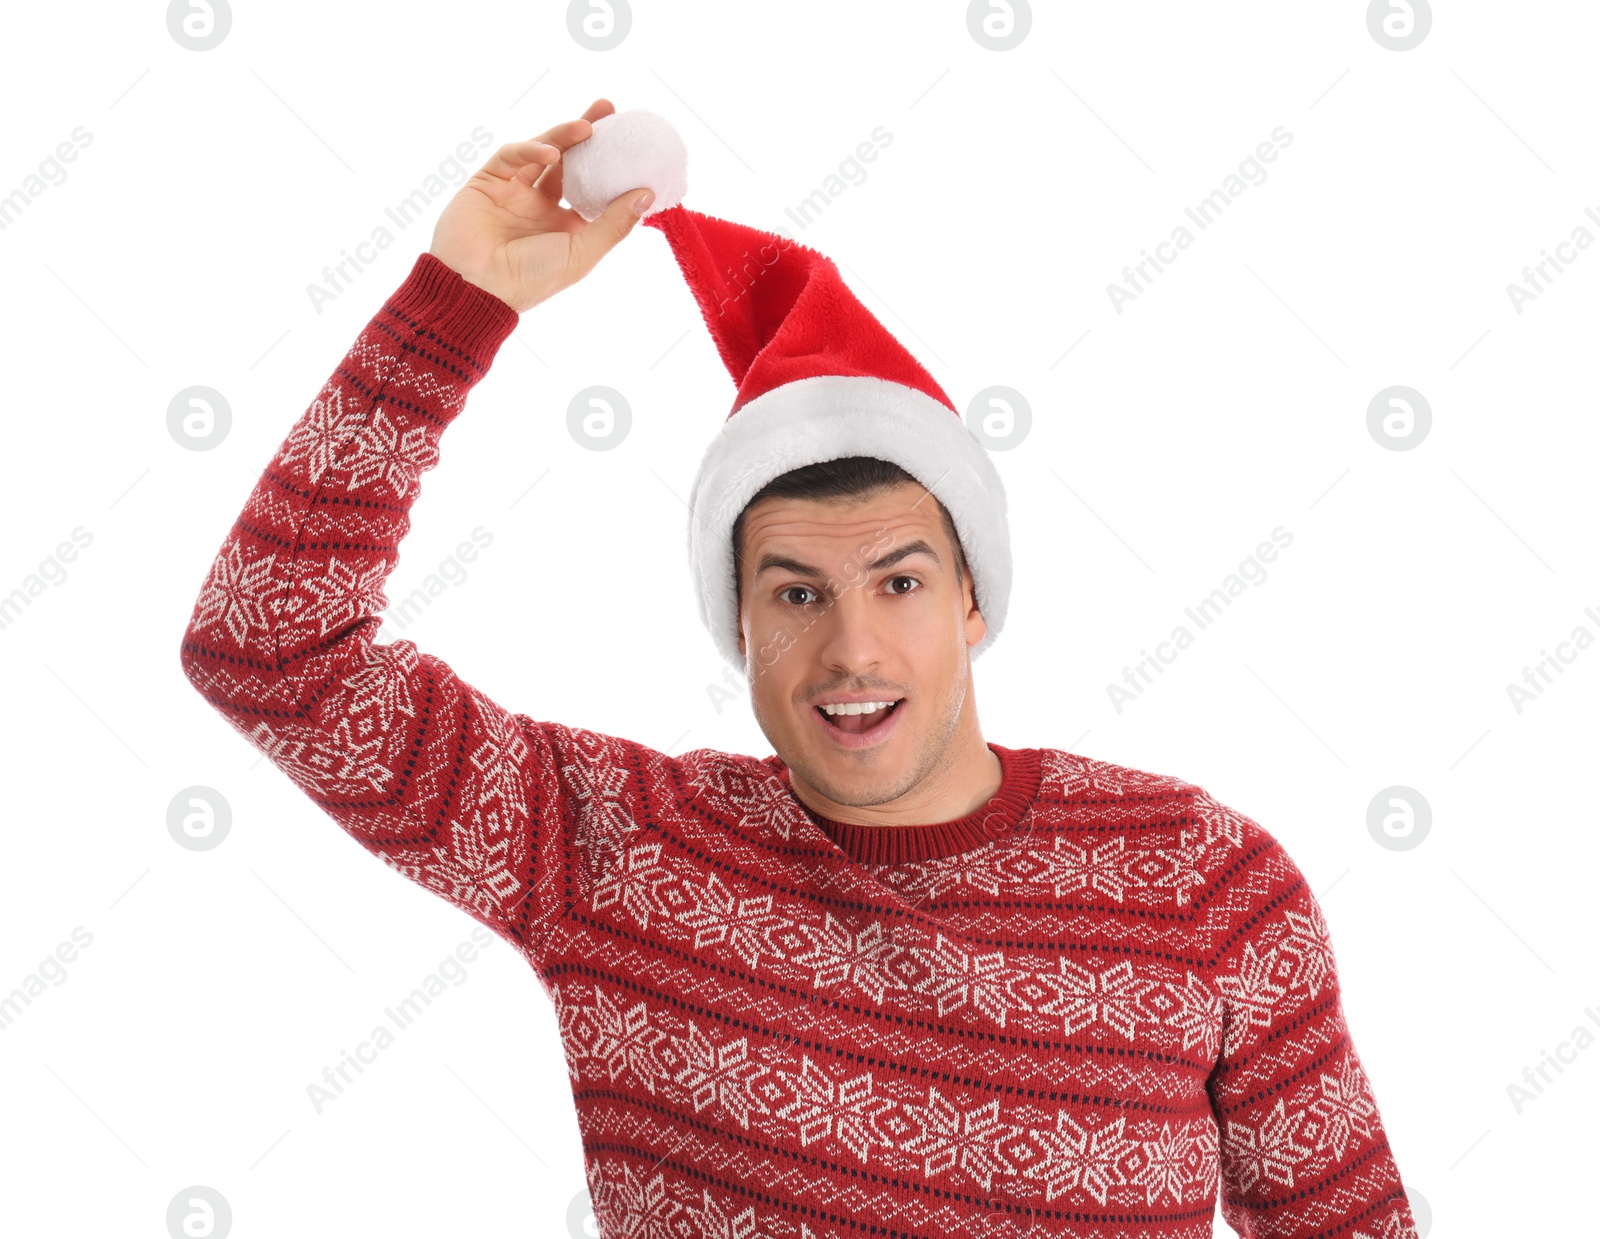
xmin=1196 ymin=792 xmax=1419 ymax=1239
xmin=178 ymin=252 xmax=652 ymax=969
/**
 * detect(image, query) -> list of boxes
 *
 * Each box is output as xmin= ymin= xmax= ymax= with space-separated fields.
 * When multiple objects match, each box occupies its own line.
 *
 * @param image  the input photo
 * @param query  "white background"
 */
xmin=1 ymin=0 xmax=1595 ymax=1235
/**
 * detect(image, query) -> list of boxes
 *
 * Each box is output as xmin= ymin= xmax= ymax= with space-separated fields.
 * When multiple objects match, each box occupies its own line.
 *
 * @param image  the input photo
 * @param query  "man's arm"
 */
xmin=1198 ymin=793 xmax=1419 ymax=1239
xmin=178 ymin=100 xmax=659 ymax=964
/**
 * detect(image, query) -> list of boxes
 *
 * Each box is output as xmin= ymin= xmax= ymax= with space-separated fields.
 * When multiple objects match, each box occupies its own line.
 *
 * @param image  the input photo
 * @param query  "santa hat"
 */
xmin=562 ymin=108 xmax=1011 ymax=670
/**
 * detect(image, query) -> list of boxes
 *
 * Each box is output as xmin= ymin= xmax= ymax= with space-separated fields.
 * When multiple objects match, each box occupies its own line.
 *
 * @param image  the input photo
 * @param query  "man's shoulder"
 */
xmin=1032 ymin=746 xmax=1200 ymax=805
xmin=1027 ymin=749 xmax=1313 ymax=938
xmin=668 ymin=744 xmax=782 ymax=783
xmin=1028 ymin=746 xmax=1284 ymax=858
xmin=658 ymin=743 xmax=795 ymax=814
xmin=509 ymin=720 xmax=777 ymax=815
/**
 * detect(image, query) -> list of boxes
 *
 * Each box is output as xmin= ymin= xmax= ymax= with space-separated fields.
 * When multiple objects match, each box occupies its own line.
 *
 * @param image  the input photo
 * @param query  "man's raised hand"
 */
xmin=429 ymin=97 xmax=654 ymax=313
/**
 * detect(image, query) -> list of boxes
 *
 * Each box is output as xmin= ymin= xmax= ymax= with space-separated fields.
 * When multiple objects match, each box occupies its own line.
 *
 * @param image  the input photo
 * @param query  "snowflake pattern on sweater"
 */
xmin=178 ymin=252 xmax=1419 ymax=1239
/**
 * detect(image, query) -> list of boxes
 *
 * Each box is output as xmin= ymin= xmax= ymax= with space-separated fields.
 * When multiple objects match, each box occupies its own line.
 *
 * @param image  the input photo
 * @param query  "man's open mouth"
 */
xmin=815 ymin=699 xmax=904 ymax=735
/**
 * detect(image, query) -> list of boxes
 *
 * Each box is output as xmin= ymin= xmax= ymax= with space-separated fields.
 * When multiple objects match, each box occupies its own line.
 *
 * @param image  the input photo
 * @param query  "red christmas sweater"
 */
xmin=179 ymin=252 xmax=1419 ymax=1239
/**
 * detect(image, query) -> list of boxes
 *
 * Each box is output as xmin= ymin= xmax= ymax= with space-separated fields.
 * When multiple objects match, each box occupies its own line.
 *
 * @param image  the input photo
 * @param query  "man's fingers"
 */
xmin=481 ymin=110 xmax=604 ymax=185
xmin=533 ymin=147 xmax=568 ymax=204
xmin=567 ymin=187 xmax=653 ymax=280
xmin=480 ymin=138 xmax=562 ymax=184
xmin=536 ymin=101 xmax=615 ymax=203
xmin=532 ymin=116 xmax=596 ymax=151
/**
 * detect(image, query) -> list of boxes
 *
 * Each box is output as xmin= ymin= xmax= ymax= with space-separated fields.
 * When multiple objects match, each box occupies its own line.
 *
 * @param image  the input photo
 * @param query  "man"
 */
xmin=179 ymin=98 xmax=1419 ymax=1238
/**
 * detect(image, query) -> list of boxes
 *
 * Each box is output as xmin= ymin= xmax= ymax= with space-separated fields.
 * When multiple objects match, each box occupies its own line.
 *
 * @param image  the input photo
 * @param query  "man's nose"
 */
xmin=813 ymin=583 xmax=890 ymax=673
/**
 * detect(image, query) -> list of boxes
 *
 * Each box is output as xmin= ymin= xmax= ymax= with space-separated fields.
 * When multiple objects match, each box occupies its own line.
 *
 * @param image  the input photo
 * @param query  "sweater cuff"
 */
xmin=384 ymin=251 xmax=523 ymax=374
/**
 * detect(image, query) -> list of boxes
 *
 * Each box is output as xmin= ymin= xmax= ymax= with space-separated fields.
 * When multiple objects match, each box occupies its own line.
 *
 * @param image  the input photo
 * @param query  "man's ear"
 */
xmin=962 ymin=565 xmax=987 ymax=648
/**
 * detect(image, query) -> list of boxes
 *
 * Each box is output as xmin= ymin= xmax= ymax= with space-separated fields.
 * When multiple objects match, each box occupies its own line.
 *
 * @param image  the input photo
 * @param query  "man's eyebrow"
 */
xmin=753 ymin=538 xmax=941 ymax=581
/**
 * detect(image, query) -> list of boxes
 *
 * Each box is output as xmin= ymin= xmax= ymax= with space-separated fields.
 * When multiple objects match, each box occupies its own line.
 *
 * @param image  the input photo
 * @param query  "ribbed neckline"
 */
xmin=777 ymin=743 xmax=1043 ymax=864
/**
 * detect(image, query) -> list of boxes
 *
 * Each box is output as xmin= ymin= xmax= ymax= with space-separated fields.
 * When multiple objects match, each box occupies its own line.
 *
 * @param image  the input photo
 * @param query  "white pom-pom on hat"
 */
xmin=562 ymin=108 xmax=688 ymax=221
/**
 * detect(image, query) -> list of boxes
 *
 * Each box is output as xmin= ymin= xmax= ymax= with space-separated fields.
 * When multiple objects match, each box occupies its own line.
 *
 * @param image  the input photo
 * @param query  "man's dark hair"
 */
xmin=731 ymin=455 xmax=970 ymax=613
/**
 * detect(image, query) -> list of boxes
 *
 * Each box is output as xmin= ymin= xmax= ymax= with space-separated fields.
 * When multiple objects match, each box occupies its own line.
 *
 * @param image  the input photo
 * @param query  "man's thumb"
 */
xmin=571 ymin=188 xmax=654 ymax=277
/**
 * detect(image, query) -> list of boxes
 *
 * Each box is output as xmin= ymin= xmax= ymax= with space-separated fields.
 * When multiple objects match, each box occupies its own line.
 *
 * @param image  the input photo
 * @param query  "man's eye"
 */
xmin=780 ymin=586 xmax=818 ymax=607
xmin=887 ymin=576 xmax=920 ymax=595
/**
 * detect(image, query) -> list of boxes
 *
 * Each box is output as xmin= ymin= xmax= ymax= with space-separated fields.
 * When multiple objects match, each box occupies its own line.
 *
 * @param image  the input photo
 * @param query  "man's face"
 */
xmin=735 ymin=481 xmax=987 ymax=810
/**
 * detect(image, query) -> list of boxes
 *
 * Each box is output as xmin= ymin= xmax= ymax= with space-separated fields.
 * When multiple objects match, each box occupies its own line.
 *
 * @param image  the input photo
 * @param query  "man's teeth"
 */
xmin=819 ymin=700 xmax=897 ymax=716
